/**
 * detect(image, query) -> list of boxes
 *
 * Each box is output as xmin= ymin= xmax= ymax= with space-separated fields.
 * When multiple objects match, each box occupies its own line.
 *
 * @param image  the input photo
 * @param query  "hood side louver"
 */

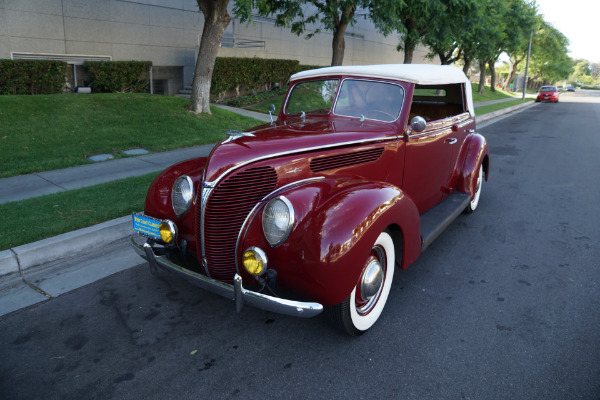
xmin=310 ymin=147 xmax=384 ymax=172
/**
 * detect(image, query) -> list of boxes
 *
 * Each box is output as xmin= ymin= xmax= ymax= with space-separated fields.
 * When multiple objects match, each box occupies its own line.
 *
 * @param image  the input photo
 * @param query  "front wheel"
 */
xmin=329 ymin=230 xmax=395 ymax=336
xmin=464 ymin=164 xmax=483 ymax=214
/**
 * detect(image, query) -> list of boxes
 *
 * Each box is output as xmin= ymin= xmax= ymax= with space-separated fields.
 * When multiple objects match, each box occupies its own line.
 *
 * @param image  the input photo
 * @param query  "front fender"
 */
xmin=144 ymin=157 xmax=207 ymax=249
xmin=457 ymin=133 xmax=489 ymax=197
xmin=239 ymin=179 xmax=421 ymax=306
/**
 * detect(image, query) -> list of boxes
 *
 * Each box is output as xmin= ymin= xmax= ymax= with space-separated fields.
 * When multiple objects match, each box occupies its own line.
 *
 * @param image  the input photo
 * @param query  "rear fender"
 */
xmin=239 ymin=179 xmax=421 ymax=306
xmin=457 ymin=133 xmax=489 ymax=197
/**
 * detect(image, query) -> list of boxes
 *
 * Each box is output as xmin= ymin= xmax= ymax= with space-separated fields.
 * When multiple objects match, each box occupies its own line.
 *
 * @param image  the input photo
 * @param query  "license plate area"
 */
xmin=132 ymin=213 xmax=162 ymax=239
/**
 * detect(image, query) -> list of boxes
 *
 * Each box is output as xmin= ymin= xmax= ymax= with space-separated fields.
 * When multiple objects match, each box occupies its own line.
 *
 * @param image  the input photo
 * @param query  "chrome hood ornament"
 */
xmin=223 ymin=130 xmax=255 ymax=143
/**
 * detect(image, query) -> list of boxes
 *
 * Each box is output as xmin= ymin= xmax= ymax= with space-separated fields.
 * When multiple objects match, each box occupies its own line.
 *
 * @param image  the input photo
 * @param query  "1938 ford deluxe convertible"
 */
xmin=132 ymin=64 xmax=489 ymax=335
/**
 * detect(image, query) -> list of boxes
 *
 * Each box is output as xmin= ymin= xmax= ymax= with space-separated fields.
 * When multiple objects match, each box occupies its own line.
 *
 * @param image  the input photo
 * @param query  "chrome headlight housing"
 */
xmin=262 ymin=196 xmax=294 ymax=247
xmin=171 ymin=175 xmax=194 ymax=217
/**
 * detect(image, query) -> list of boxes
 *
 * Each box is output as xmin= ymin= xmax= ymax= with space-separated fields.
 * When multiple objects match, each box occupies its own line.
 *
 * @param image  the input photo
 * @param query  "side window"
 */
xmin=410 ymin=84 xmax=466 ymax=122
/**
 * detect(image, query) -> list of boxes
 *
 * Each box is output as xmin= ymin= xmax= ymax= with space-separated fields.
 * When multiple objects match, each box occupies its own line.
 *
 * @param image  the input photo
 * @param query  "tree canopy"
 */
xmin=239 ymin=0 xmax=388 ymax=66
xmin=190 ymin=0 xmax=575 ymax=114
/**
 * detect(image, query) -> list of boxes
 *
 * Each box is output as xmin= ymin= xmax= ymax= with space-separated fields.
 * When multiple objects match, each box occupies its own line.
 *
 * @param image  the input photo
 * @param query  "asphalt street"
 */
xmin=0 ymin=91 xmax=598 ymax=399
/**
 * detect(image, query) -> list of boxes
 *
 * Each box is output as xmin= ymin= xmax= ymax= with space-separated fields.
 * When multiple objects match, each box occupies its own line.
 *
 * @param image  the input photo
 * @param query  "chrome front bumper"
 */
xmin=131 ymin=238 xmax=323 ymax=318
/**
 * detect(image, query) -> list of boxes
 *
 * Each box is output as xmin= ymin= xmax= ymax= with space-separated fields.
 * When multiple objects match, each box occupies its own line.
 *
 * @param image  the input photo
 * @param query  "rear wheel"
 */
xmin=329 ymin=230 xmax=395 ymax=336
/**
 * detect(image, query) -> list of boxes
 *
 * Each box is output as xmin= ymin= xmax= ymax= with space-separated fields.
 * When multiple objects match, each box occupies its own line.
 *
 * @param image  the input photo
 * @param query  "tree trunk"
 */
xmin=403 ymin=40 xmax=416 ymax=64
xmin=462 ymin=56 xmax=471 ymax=76
xmin=502 ymin=63 xmax=517 ymax=92
xmin=330 ymin=6 xmax=355 ymax=66
xmin=502 ymin=55 xmax=525 ymax=92
xmin=489 ymin=61 xmax=497 ymax=92
xmin=478 ymin=59 xmax=487 ymax=95
xmin=438 ymin=52 xmax=449 ymax=65
xmin=189 ymin=0 xmax=230 ymax=114
xmin=331 ymin=24 xmax=347 ymax=66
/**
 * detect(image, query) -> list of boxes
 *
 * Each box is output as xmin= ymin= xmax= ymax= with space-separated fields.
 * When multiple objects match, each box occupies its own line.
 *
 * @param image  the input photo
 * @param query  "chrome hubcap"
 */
xmin=361 ymin=259 xmax=383 ymax=301
xmin=358 ymin=246 xmax=386 ymax=314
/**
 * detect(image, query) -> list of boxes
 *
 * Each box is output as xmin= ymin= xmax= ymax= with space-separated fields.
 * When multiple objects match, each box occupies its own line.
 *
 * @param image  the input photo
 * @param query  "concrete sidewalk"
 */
xmin=0 ymin=100 xmax=537 ymax=317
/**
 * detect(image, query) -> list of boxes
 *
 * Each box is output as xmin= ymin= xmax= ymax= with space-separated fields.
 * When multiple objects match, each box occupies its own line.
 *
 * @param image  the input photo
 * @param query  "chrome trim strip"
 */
xmin=199 ymin=185 xmax=213 ymax=277
xmin=132 ymin=238 xmax=323 ymax=318
xmin=205 ymin=136 xmax=394 ymax=187
xmin=410 ymin=127 xmax=453 ymax=139
xmin=409 ymin=113 xmax=471 ymax=139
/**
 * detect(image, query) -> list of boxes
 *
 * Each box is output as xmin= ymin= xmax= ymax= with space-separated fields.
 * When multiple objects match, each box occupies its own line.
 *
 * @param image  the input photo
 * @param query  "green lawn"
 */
xmin=0 ymin=172 xmax=158 ymax=251
xmin=471 ymin=85 xmax=515 ymax=103
xmin=474 ymin=98 xmax=533 ymax=115
xmin=0 ymin=94 xmax=262 ymax=178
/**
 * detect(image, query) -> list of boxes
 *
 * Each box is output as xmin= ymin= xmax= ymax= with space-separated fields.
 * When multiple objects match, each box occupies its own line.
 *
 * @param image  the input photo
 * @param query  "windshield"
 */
xmin=540 ymin=86 xmax=556 ymax=92
xmin=334 ymin=79 xmax=404 ymax=122
xmin=285 ymin=79 xmax=339 ymax=115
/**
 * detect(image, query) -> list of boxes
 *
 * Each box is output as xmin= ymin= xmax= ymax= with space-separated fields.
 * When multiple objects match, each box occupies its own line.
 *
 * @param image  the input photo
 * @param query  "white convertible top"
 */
xmin=291 ymin=64 xmax=474 ymax=116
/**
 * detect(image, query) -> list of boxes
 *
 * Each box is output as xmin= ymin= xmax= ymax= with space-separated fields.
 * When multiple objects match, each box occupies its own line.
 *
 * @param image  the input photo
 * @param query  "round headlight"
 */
xmin=172 ymin=175 xmax=194 ymax=217
xmin=262 ymin=196 xmax=294 ymax=247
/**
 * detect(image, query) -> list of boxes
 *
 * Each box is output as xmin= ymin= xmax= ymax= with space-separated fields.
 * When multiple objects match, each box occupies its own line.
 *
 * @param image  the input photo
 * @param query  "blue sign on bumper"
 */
xmin=132 ymin=213 xmax=161 ymax=239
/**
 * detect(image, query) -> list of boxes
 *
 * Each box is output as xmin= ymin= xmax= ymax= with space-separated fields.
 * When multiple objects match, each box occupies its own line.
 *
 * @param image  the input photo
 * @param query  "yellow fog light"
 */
xmin=159 ymin=220 xmax=177 ymax=244
xmin=242 ymin=247 xmax=267 ymax=276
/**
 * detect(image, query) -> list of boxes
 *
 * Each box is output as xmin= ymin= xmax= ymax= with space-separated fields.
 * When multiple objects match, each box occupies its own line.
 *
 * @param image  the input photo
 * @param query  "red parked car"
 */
xmin=536 ymin=85 xmax=560 ymax=102
xmin=132 ymin=64 xmax=489 ymax=335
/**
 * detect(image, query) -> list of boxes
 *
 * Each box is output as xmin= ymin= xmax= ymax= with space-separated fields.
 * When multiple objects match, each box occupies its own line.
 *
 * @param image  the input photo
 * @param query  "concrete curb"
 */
xmin=1 ymin=216 xmax=133 ymax=281
xmin=475 ymin=100 xmax=536 ymax=125
xmin=0 ymin=250 xmax=18 ymax=278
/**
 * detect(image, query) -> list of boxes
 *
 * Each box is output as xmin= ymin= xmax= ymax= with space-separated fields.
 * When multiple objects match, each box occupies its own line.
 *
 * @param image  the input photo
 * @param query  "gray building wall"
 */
xmin=0 ymin=0 xmax=436 ymax=94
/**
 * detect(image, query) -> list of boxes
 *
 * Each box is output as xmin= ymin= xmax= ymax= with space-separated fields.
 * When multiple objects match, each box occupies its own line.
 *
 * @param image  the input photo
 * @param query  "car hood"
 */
xmin=203 ymin=116 xmax=398 ymax=183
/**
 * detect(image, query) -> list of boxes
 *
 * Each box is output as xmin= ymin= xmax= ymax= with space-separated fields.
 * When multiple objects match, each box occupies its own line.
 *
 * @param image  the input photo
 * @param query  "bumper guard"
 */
xmin=131 ymin=238 xmax=323 ymax=318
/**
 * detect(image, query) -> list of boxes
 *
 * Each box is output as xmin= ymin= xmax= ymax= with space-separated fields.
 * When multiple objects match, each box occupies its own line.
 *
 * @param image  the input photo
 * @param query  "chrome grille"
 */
xmin=198 ymin=166 xmax=278 ymax=280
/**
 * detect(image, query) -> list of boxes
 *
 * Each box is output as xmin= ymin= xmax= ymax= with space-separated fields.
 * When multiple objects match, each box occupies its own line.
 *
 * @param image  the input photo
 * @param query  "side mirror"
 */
xmin=410 ymin=116 xmax=427 ymax=133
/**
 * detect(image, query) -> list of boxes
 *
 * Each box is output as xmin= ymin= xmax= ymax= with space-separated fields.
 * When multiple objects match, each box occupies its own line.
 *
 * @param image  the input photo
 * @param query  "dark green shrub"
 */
xmin=0 ymin=60 xmax=68 ymax=95
xmin=84 ymin=61 xmax=152 ymax=93
xmin=211 ymin=58 xmax=301 ymax=96
xmin=296 ymin=64 xmax=324 ymax=73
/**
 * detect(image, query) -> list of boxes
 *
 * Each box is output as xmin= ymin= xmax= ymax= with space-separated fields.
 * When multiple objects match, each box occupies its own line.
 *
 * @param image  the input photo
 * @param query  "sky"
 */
xmin=536 ymin=0 xmax=600 ymax=63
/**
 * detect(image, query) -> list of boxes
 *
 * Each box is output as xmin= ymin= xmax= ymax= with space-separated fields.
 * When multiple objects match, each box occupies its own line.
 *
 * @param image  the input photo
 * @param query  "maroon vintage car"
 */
xmin=132 ymin=64 xmax=489 ymax=335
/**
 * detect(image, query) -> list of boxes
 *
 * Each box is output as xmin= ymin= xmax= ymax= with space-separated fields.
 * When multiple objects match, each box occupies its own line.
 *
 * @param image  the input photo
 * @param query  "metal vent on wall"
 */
xmin=11 ymin=52 xmax=111 ymax=65
xmin=310 ymin=148 xmax=384 ymax=172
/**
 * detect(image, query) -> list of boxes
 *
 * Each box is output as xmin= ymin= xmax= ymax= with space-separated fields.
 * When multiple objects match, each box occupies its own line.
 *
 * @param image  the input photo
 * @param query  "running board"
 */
xmin=420 ymin=192 xmax=471 ymax=252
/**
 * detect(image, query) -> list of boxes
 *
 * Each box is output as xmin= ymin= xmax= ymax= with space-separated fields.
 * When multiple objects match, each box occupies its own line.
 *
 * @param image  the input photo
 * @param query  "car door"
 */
xmin=402 ymin=120 xmax=455 ymax=214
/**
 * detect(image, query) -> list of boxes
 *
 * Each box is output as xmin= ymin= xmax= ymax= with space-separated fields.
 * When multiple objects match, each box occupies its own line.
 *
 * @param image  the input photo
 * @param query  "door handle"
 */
xmin=445 ymin=138 xmax=458 ymax=144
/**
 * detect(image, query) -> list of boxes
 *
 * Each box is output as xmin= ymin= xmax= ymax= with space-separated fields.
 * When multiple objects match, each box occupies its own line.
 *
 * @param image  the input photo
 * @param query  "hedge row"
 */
xmin=83 ymin=61 xmax=152 ymax=93
xmin=1 ymin=58 xmax=322 ymax=96
xmin=211 ymin=58 xmax=322 ymax=97
xmin=0 ymin=60 xmax=68 ymax=95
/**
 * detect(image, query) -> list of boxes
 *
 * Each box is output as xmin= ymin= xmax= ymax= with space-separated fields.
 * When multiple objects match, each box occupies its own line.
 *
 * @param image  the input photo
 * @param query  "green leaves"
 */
xmin=211 ymin=57 xmax=301 ymax=95
xmin=0 ymin=60 xmax=68 ymax=95
xmin=84 ymin=61 xmax=152 ymax=93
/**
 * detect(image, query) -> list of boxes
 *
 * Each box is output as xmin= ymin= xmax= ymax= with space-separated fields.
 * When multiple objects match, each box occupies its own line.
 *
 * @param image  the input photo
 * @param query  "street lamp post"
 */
xmin=522 ymin=30 xmax=533 ymax=100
